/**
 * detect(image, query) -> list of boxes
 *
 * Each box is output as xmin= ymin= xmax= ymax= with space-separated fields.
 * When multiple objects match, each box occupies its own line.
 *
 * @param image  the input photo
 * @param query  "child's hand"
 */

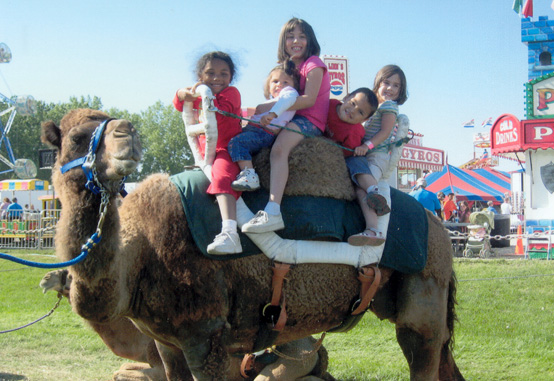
xmin=177 ymin=87 xmax=197 ymax=103
xmin=260 ymin=112 xmax=277 ymax=127
xmin=190 ymin=81 xmax=204 ymax=94
xmin=354 ymin=144 xmax=369 ymax=156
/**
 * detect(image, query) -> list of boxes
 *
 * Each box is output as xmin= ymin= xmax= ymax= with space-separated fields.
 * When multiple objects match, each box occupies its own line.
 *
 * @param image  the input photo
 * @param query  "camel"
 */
xmin=40 ymin=268 xmax=331 ymax=381
xmin=41 ymin=108 xmax=464 ymax=380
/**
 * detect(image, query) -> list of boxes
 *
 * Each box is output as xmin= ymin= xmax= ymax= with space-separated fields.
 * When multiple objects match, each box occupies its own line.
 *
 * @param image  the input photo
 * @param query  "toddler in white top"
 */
xmin=228 ymin=63 xmax=299 ymax=191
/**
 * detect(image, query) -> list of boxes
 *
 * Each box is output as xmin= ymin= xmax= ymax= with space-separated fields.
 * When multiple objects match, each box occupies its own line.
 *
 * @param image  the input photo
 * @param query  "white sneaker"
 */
xmin=231 ymin=168 xmax=260 ymax=191
xmin=241 ymin=211 xmax=284 ymax=233
xmin=207 ymin=231 xmax=242 ymax=255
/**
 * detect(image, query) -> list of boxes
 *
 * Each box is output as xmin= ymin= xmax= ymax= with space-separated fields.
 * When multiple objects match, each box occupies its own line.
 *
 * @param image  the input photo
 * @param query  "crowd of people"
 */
xmin=409 ymin=177 xmax=512 ymax=223
xmin=0 ymin=197 xmax=40 ymax=221
xmin=174 ymin=17 xmax=409 ymax=255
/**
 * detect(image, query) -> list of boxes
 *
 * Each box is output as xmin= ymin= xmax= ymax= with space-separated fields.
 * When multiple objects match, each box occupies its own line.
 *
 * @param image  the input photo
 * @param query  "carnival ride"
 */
xmin=0 ymin=42 xmax=38 ymax=179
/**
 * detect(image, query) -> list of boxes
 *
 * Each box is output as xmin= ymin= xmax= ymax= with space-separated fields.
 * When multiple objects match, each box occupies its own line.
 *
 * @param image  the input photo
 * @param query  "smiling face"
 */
xmin=285 ymin=25 xmax=308 ymax=63
xmin=268 ymin=70 xmax=296 ymax=99
xmin=199 ymin=58 xmax=232 ymax=95
xmin=338 ymin=92 xmax=374 ymax=124
xmin=377 ymin=73 xmax=402 ymax=103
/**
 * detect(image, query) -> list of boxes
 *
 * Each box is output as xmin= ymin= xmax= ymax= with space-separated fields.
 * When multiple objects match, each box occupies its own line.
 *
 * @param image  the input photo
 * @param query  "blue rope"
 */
xmin=0 ymin=232 xmax=100 ymax=269
xmin=0 ymin=250 xmax=87 ymax=269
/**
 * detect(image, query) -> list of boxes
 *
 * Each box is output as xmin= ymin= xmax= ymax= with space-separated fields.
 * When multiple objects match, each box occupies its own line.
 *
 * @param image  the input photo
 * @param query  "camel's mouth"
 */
xmin=113 ymin=158 xmax=140 ymax=176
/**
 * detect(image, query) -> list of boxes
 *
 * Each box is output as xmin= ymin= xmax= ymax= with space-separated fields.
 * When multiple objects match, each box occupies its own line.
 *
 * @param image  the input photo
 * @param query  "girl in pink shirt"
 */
xmin=243 ymin=18 xmax=330 ymax=234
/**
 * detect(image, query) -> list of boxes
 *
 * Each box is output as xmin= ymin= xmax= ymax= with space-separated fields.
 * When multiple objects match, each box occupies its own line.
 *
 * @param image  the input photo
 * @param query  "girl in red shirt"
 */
xmin=173 ymin=51 xmax=243 ymax=255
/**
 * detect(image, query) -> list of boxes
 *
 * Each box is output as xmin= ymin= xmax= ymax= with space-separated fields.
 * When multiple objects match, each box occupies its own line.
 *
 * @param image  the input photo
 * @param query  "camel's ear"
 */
xmin=41 ymin=121 xmax=62 ymax=150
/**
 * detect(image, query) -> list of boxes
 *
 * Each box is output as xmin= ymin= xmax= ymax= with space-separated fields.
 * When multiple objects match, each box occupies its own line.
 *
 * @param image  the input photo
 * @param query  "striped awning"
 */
xmin=398 ymin=160 xmax=443 ymax=172
xmin=0 ymin=179 xmax=49 ymax=191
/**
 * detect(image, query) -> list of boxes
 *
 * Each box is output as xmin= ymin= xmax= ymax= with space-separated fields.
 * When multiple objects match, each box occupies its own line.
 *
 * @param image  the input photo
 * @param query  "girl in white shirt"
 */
xmin=228 ymin=63 xmax=299 ymax=191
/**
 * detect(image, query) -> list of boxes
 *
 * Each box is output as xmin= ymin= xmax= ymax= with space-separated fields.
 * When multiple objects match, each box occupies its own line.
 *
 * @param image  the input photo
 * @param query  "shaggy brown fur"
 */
xmin=42 ymin=108 xmax=464 ymax=381
xmin=253 ymin=137 xmax=355 ymax=200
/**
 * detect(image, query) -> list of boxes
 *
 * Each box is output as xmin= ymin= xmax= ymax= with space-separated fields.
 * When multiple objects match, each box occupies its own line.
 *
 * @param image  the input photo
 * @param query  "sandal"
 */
xmin=365 ymin=189 xmax=390 ymax=216
xmin=348 ymin=228 xmax=385 ymax=247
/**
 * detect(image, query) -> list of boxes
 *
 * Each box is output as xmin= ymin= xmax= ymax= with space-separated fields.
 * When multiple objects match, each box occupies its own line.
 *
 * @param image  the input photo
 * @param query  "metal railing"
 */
xmin=0 ymin=209 xmax=60 ymax=249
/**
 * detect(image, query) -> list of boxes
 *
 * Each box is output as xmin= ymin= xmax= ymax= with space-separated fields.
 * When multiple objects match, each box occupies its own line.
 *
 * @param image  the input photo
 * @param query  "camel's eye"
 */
xmin=68 ymin=129 xmax=90 ymax=147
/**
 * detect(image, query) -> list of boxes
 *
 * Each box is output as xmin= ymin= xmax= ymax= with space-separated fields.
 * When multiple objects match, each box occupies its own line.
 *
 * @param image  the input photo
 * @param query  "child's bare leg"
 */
xmin=355 ymin=187 xmax=378 ymax=231
xmin=242 ymin=124 xmax=304 ymax=234
xmin=236 ymin=160 xmax=253 ymax=171
xmin=354 ymin=173 xmax=390 ymax=217
xmin=216 ymin=193 xmax=236 ymax=221
xmin=268 ymin=124 xmax=304 ymax=205
xmin=356 ymin=173 xmax=378 ymax=190
xmin=207 ymin=194 xmax=241 ymax=255
xmin=348 ymin=180 xmax=386 ymax=246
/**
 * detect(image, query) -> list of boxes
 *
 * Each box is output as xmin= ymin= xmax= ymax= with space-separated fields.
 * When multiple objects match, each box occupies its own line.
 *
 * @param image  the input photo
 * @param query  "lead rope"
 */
xmin=0 ymin=294 xmax=63 ymax=334
xmin=209 ymin=106 xmax=413 ymax=153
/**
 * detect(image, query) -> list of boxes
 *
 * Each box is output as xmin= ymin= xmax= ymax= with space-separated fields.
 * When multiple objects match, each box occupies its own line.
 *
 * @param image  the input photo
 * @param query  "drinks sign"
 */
xmin=323 ymin=55 xmax=349 ymax=100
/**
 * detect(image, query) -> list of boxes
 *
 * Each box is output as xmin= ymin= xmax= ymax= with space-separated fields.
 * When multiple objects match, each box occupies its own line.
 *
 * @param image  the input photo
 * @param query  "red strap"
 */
xmin=240 ymin=353 xmax=256 ymax=379
xmin=270 ymin=262 xmax=290 ymax=331
xmin=351 ymin=266 xmax=381 ymax=315
xmin=270 ymin=262 xmax=290 ymax=305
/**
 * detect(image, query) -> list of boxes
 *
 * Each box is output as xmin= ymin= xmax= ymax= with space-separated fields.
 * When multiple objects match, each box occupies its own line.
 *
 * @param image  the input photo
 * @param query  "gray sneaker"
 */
xmin=241 ymin=211 xmax=284 ymax=233
xmin=232 ymin=168 xmax=260 ymax=191
xmin=207 ymin=231 xmax=242 ymax=255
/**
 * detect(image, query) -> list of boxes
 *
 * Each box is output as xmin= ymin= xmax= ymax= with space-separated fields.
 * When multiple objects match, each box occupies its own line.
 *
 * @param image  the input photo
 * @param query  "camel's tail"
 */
xmin=447 ymin=270 xmax=458 ymax=347
xmin=439 ymin=270 xmax=466 ymax=380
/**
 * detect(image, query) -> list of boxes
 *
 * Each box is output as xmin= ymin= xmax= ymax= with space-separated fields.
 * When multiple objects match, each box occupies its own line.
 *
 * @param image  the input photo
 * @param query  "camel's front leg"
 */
xmin=395 ymin=274 xmax=449 ymax=381
xmin=155 ymin=340 xmax=192 ymax=381
xmin=173 ymin=319 xmax=229 ymax=380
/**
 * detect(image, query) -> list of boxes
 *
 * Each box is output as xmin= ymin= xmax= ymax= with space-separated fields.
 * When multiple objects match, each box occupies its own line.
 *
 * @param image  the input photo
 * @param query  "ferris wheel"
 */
xmin=0 ymin=42 xmax=38 ymax=179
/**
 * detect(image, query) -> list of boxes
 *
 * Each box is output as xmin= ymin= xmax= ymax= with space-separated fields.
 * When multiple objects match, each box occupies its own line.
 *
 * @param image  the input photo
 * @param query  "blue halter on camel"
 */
xmin=60 ymin=118 xmax=127 ymax=196
xmin=0 ymin=119 xmax=124 ymax=269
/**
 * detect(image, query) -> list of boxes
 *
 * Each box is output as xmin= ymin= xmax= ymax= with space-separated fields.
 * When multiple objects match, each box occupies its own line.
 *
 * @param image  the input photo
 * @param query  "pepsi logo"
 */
xmin=330 ymin=79 xmax=344 ymax=96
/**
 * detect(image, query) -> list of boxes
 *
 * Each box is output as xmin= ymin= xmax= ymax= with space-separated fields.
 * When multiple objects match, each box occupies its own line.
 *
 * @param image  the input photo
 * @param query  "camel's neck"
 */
xmin=56 ymin=188 xmax=121 ymax=277
xmin=56 ymin=187 xmax=128 ymax=322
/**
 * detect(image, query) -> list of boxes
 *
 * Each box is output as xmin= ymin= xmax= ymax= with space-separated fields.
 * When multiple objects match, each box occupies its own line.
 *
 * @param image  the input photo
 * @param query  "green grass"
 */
xmin=2 ymin=252 xmax=554 ymax=380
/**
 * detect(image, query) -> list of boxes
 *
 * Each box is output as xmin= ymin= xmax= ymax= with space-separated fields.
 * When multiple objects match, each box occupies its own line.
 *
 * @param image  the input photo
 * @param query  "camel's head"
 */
xmin=41 ymin=109 xmax=142 ymax=194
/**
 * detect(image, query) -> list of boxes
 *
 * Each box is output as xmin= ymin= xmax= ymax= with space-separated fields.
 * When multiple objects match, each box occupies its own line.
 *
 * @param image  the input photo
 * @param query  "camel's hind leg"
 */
xmin=394 ymin=273 xmax=450 ymax=381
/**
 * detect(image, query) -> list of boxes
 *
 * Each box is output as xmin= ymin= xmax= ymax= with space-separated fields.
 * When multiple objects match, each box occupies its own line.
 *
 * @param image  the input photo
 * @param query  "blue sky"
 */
xmin=1 ymin=0 xmax=553 ymax=171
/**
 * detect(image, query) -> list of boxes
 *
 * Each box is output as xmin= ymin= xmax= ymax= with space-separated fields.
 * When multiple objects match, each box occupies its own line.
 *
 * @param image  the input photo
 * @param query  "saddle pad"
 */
xmin=170 ymin=169 xmax=427 ymax=273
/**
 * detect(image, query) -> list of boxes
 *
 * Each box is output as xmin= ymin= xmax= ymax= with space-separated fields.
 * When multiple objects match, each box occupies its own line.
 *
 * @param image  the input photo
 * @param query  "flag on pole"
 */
xmin=513 ymin=0 xmax=523 ymax=14
xmin=481 ymin=117 xmax=493 ymax=128
xmin=463 ymin=119 xmax=475 ymax=128
xmin=522 ymin=0 xmax=533 ymax=17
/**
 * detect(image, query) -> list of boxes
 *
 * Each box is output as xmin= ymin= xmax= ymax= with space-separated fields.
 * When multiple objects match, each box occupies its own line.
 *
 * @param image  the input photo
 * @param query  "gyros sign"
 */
xmin=401 ymin=145 xmax=442 ymax=164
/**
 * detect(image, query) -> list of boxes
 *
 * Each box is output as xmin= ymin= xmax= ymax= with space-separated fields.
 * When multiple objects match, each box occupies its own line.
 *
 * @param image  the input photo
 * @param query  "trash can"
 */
xmin=491 ymin=214 xmax=510 ymax=248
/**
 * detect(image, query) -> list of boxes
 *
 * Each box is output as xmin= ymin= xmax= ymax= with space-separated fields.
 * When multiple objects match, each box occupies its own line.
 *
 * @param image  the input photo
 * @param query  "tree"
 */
xmin=134 ymin=101 xmax=193 ymax=180
xmin=0 ymin=96 xmax=195 ymax=183
xmin=0 ymin=96 xmax=105 ymax=181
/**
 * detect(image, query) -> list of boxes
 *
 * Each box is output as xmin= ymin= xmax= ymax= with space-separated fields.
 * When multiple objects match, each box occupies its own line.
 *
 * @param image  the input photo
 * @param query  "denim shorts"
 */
xmin=289 ymin=115 xmax=323 ymax=138
xmin=345 ymin=155 xmax=371 ymax=187
xmin=228 ymin=124 xmax=276 ymax=162
xmin=345 ymin=151 xmax=389 ymax=186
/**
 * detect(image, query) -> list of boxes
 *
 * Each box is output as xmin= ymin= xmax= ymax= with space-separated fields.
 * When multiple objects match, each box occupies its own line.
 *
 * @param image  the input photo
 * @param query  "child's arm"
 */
xmin=355 ymin=110 xmax=397 ymax=156
xmin=260 ymin=87 xmax=298 ymax=127
xmin=173 ymin=82 xmax=202 ymax=112
xmin=212 ymin=87 xmax=240 ymax=114
xmin=287 ymin=67 xmax=324 ymax=111
xmin=364 ymin=112 xmax=396 ymax=147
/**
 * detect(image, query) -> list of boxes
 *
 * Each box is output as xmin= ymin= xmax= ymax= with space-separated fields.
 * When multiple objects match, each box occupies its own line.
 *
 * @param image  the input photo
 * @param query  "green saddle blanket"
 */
xmin=170 ymin=169 xmax=428 ymax=273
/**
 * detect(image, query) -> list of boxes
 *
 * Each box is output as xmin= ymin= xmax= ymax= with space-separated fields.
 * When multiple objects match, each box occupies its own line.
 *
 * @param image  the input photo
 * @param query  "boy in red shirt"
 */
xmin=325 ymin=88 xmax=378 ymax=156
